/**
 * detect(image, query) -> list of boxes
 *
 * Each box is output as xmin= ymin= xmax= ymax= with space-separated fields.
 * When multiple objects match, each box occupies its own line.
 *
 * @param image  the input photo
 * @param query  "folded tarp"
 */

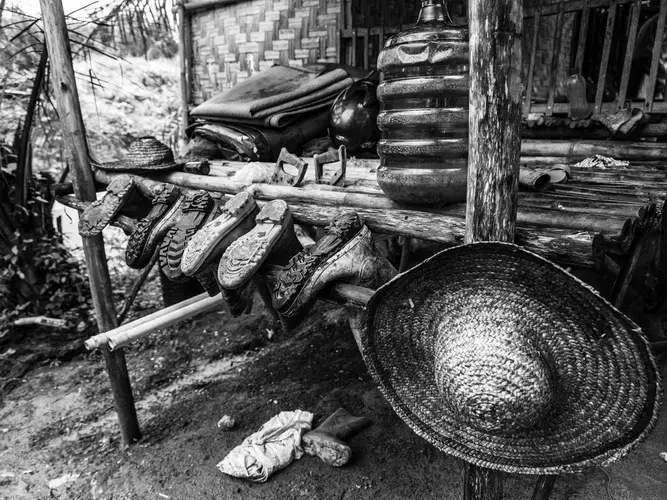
xmin=190 ymin=65 xmax=353 ymax=121
xmin=193 ymin=90 xmax=346 ymax=129
xmin=185 ymin=108 xmax=330 ymax=162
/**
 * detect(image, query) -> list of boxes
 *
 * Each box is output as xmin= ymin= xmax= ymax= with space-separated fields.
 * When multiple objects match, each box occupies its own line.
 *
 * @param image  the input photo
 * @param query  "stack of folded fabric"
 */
xmin=185 ymin=64 xmax=365 ymax=162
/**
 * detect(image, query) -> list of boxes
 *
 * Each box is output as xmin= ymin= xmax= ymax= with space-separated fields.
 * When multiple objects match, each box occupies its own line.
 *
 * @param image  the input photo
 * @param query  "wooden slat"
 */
xmin=363 ymin=28 xmax=369 ymax=70
xmin=595 ymin=2 xmax=618 ymax=115
xmin=350 ymin=27 xmax=357 ymax=66
xmin=523 ymin=0 xmax=542 ymax=115
xmin=617 ymin=0 xmax=642 ymax=108
xmin=645 ymin=1 xmax=667 ymax=112
xmin=529 ymin=100 xmax=667 ymax=114
xmin=574 ymin=0 xmax=591 ymax=71
xmin=524 ymin=0 xmax=634 ymax=19
xmin=546 ymin=4 xmax=566 ymax=116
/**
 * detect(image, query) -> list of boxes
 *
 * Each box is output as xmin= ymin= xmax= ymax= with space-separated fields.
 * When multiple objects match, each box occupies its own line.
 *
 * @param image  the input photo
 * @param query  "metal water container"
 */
xmin=376 ymin=0 xmax=469 ymax=205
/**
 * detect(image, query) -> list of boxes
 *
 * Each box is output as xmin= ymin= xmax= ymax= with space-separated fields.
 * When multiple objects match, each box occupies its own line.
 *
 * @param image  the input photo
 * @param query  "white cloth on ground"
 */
xmin=217 ymin=409 xmax=314 ymax=482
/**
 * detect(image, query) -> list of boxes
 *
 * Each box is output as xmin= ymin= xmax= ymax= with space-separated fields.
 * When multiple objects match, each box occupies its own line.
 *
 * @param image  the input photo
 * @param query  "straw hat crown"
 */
xmin=97 ymin=136 xmax=180 ymax=171
xmin=125 ymin=136 xmax=175 ymax=168
xmin=435 ymin=314 xmax=554 ymax=435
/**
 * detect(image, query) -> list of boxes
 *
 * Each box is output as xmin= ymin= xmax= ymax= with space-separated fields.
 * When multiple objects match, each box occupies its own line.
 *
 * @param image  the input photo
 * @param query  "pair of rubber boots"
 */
xmin=181 ymin=192 xmax=397 ymax=327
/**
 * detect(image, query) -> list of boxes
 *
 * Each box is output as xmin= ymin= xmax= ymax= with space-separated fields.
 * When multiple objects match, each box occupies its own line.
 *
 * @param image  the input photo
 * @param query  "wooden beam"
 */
xmin=178 ymin=3 xmax=189 ymax=141
xmin=39 ymin=0 xmax=141 ymax=445
xmin=532 ymin=475 xmax=558 ymax=500
xmin=464 ymin=0 xmax=522 ymax=496
xmin=466 ymin=0 xmax=523 ymax=244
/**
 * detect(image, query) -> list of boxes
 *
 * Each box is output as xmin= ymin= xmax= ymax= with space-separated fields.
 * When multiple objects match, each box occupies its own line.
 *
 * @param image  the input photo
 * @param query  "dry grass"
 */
xmin=0 ymin=52 xmax=181 ymax=178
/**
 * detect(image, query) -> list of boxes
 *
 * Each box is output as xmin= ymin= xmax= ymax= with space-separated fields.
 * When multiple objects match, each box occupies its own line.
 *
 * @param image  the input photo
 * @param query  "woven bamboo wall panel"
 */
xmin=190 ymin=0 xmax=342 ymax=104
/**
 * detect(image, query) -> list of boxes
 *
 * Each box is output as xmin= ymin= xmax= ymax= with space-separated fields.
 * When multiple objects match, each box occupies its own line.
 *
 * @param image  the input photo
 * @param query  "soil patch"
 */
xmin=1 ymin=295 xmax=667 ymax=500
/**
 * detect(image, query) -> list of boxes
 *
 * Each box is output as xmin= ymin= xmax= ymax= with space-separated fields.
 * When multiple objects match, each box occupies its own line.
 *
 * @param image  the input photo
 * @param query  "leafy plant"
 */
xmin=0 ymin=234 xmax=95 ymax=337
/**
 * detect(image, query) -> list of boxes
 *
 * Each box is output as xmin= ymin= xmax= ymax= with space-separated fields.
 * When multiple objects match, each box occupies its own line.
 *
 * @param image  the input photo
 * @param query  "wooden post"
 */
xmin=463 ymin=464 xmax=504 ymax=500
xmin=464 ymin=0 xmax=523 ymax=497
xmin=466 ymin=0 xmax=523 ymax=245
xmin=178 ymin=2 xmax=190 ymax=144
xmin=39 ymin=0 xmax=141 ymax=444
xmin=531 ymin=475 xmax=558 ymax=500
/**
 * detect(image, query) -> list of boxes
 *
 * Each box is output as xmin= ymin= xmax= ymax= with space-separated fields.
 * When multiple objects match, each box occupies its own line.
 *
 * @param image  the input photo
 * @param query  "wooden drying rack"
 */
xmin=57 ymin=149 xmax=667 ymax=352
xmin=78 ymin=151 xmax=664 ymax=271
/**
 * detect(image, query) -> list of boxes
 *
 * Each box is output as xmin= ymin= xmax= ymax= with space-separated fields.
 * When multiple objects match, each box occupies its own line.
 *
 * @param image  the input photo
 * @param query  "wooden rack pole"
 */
xmin=465 ymin=0 xmax=523 ymax=496
xmin=39 ymin=0 xmax=141 ymax=444
xmin=177 ymin=2 xmax=189 ymax=141
xmin=91 ymin=171 xmax=605 ymax=268
xmin=85 ymin=283 xmax=374 ymax=351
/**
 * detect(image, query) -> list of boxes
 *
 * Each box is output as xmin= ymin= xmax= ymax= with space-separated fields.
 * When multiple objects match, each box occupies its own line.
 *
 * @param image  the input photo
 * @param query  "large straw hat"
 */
xmin=360 ymin=242 xmax=661 ymax=474
xmin=98 ymin=136 xmax=181 ymax=171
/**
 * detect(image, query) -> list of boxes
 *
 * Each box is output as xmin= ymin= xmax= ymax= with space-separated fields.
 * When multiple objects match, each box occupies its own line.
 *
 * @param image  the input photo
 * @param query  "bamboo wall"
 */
xmin=190 ymin=0 xmax=342 ymax=104
xmin=188 ymin=0 xmax=437 ymax=104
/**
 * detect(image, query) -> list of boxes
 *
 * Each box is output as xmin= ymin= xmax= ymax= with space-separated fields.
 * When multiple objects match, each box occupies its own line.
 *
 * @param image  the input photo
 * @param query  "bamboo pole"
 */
xmin=86 ymin=282 xmax=374 ymax=351
xmin=85 ymin=292 xmax=211 ymax=350
xmin=16 ymin=48 xmax=48 ymax=209
xmin=521 ymin=140 xmax=667 ymax=160
xmin=464 ymin=0 xmax=522 ymax=496
xmin=95 ymin=169 xmax=628 ymax=236
xmin=108 ymin=293 xmax=225 ymax=350
xmin=39 ymin=0 xmax=141 ymax=444
xmin=93 ymin=170 xmax=609 ymax=267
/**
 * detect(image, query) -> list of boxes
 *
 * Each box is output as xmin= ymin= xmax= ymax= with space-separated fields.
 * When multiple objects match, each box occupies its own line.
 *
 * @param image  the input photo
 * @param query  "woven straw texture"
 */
xmin=522 ymin=9 xmax=576 ymax=103
xmin=100 ymin=136 xmax=179 ymax=171
xmin=191 ymin=0 xmax=343 ymax=104
xmin=361 ymin=242 xmax=662 ymax=474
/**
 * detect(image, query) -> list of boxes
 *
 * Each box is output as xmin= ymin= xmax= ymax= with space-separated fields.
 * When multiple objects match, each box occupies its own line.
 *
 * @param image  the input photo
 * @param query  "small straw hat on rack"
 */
xmin=360 ymin=242 xmax=662 ymax=474
xmin=97 ymin=136 xmax=182 ymax=172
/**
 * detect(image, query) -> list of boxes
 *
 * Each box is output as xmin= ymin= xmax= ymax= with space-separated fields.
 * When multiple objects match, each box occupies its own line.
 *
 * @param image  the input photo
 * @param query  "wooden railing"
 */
xmin=339 ymin=0 xmax=667 ymax=117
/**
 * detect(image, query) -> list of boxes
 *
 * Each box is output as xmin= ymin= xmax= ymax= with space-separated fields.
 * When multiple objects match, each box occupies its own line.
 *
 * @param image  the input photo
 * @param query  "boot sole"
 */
xmin=79 ymin=175 xmax=135 ymax=237
xmin=159 ymin=191 xmax=214 ymax=283
xmin=181 ymin=192 xmax=258 ymax=276
xmin=125 ymin=184 xmax=181 ymax=269
xmin=217 ymin=200 xmax=291 ymax=290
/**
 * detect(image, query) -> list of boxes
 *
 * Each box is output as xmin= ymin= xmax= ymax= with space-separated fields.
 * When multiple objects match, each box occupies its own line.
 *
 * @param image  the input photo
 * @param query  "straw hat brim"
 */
xmin=96 ymin=158 xmax=182 ymax=171
xmin=361 ymin=242 xmax=662 ymax=474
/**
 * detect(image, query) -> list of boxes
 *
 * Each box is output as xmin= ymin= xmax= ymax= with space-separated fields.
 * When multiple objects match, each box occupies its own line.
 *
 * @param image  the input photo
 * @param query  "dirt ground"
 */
xmin=1 ymin=221 xmax=666 ymax=500
xmin=1 ymin=275 xmax=667 ymax=500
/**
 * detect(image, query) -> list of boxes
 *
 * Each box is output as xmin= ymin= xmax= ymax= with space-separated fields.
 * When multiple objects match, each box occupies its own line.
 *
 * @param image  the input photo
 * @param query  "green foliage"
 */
xmin=0 ymin=234 xmax=95 ymax=335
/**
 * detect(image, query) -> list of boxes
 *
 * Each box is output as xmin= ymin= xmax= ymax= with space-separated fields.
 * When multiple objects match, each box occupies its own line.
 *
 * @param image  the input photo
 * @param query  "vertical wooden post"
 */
xmin=39 ymin=0 xmax=141 ymax=445
xmin=178 ymin=3 xmax=190 ymax=143
xmin=531 ymin=475 xmax=558 ymax=500
xmin=464 ymin=0 xmax=523 ymax=497
xmin=466 ymin=0 xmax=523 ymax=246
xmin=463 ymin=464 xmax=504 ymax=500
